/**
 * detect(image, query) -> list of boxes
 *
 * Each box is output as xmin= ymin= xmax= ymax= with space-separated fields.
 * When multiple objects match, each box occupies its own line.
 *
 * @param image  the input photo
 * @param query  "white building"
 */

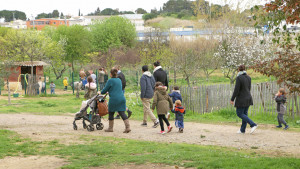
xmin=0 ymin=20 xmax=27 ymax=29
xmin=69 ymin=16 xmax=110 ymax=26
xmin=120 ymin=14 xmax=144 ymax=32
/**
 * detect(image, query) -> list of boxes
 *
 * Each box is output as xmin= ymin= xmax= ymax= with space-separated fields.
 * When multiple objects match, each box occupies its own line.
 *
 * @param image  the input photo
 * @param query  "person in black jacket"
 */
xmin=114 ymin=65 xmax=132 ymax=119
xmin=153 ymin=61 xmax=168 ymax=88
xmin=230 ymin=65 xmax=257 ymax=134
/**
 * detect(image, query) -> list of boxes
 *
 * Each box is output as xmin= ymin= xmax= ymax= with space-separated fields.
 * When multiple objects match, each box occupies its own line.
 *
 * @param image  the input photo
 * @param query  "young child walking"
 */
xmin=152 ymin=82 xmax=173 ymax=134
xmin=171 ymin=100 xmax=185 ymax=133
xmin=63 ymin=77 xmax=68 ymax=91
xmin=50 ymin=81 xmax=56 ymax=94
xmin=168 ymin=86 xmax=182 ymax=119
xmin=275 ymin=88 xmax=289 ymax=130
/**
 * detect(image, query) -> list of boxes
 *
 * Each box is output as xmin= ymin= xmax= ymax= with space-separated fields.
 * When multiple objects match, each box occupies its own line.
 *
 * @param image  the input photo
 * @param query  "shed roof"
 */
xmin=14 ymin=61 xmax=49 ymax=66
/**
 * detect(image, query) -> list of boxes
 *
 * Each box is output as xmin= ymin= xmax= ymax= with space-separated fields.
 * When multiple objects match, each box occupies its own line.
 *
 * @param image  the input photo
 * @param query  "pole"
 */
xmin=96 ymin=70 xmax=99 ymax=92
xmin=44 ymin=75 xmax=46 ymax=95
xmin=24 ymin=74 xmax=27 ymax=95
xmin=72 ymin=72 xmax=74 ymax=95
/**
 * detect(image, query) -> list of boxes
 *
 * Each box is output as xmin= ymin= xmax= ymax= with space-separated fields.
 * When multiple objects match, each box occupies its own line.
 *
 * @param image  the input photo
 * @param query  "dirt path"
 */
xmin=0 ymin=114 xmax=300 ymax=158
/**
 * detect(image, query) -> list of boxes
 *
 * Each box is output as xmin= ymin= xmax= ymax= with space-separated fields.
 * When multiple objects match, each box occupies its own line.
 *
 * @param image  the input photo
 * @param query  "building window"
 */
xmin=46 ymin=21 xmax=50 ymax=25
xmin=53 ymin=22 xmax=56 ymax=24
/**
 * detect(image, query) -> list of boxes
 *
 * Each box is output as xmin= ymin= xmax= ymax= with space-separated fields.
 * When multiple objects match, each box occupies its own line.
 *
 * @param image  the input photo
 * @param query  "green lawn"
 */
xmin=1 ymin=129 xmax=300 ymax=169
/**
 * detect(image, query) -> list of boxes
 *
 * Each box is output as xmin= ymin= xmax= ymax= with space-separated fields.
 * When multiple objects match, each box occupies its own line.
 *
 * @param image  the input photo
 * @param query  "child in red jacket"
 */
xmin=171 ymin=100 xmax=185 ymax=133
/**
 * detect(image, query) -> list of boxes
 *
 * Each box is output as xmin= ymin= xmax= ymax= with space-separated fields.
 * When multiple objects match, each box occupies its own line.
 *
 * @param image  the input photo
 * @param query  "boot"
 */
xmin=123 ymin=119 xmax=131 ymax=133
xmin=127 ymin=109 xmax=132 ymax=119
xmin=105 ymin=120 xmax=114 ymax=132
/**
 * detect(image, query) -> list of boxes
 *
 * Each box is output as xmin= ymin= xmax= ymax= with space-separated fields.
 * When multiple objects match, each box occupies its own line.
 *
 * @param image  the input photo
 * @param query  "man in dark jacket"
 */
xmin=153 ymin=61 xmax=168 ymax=88
xmin=114 ymin=65 xmax=132 ymax=119
xmin=231 ymin=65 xmax=257 ymax=134
xmin=140 ymin=65 xmax=159 ymax=128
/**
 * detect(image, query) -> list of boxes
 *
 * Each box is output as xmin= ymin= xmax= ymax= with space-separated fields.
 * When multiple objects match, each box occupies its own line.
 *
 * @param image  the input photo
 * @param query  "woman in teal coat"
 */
xmin=101 ymin=68 xmax=131 ymax=133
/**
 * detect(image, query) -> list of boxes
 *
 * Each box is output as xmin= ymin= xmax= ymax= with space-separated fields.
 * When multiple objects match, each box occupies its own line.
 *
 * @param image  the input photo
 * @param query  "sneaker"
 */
xmin=152 ymin=121 xmax=159 ymax=128
xmin=237 ymin=130 xmax=245 ymax=134
xmin=160 ymin=131 xmax=166 ymax=135
xmin=167 ymin=125 xmax=173 ymax=133
xmin=166 ymin=113 xmax=170 ymax=120
xmin=127 ymin=110 xmax=132 ymax=119
xmin=250 ymin=125 xmax=258 ymax=134
xmin=114 ymin=115 xmax=120 ymax=119
xmin=179 ymin=128 xmax=183 ymax=133
xmin=276 ymin=125 xmax=282 ymax=128
xmin=141 ymin=122 xmax=147 ymax=127
xmin=284 ymin=125 xmax=289 ymax=130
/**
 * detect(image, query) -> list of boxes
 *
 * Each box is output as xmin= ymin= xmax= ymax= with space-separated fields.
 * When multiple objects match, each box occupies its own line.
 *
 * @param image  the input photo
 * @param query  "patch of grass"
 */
xmin=0 ymin=130 xmax=41 ymax=158
xmin=1 ymin=129 xmax=300 ymax=169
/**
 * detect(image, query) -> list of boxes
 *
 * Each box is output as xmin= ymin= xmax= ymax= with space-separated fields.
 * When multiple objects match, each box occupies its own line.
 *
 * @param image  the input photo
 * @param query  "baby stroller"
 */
xmin=73 ymin=94 xmax=108 ymax=132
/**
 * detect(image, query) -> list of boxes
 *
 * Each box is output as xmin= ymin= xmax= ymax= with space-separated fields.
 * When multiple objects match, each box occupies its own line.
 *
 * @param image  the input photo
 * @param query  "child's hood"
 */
xmin=156 ymin=86 xmax=167 ymax=95
xmin=175 ymin=106 xmax=185 ymax=113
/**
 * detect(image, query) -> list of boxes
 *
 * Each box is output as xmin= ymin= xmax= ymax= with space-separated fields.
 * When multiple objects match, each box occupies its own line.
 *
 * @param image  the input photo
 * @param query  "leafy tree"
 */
xmin=36 ymin=12 xmax=52 ymax=19
xmin=60 ymin=12 xmax=64 ymax=19
xmin=95 ymin=7 xmax=101 ymax=15
xmin=50 ymin=25 xmax=92 ymax=72
xmin=0 ymin=29 xmax=55 ymax=95
xmin=0 ymin=10 xmax=26 ymax=22
xmin=0 ymin=34 xmax=18 ymax=104
xmin=120 ymin=11 xmax=135 ymax=14
xmin=252 ymin=0 xmax=300 ymax=93
xmin=101 ymin=8 xmax=119 ymax=15
xmin=214 ymin=32 xmax=272 ymax=84
xmin=78 ymin=9 xmax=81 ymax=16
xmin=142 ymin=13 xmax=158 ymax=21
xmin=52 ymin=10 xmax=59 ymax=18
xmin=135 ymin=8 xmax=147 ymax=14
xmin=192 ymin=0 xmax=209 ymax=21
xmin=90 ymin=16 xmax=136 ymax=53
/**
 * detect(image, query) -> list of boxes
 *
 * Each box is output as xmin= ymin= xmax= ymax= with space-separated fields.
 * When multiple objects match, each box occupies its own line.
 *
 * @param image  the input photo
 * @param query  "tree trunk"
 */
xmin=6 ymin=79 xmax=11 ymax=105
xmin=174 ymin=63 xmax=176 ymax=84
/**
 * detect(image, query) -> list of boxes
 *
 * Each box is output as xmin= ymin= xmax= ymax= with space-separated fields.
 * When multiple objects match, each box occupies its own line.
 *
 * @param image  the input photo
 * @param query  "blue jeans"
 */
xmin=236 ymin=107 xmax=256 ymax=133
xmin=51 ymin=88 xmax=55 ymax=94
xmin=175 ymin=120 xmax=184 ymax=129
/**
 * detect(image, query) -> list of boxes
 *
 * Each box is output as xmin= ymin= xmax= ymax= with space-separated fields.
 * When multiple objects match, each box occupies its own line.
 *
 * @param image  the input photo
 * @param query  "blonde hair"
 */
xmin=175 ymin=100 xmax=182 ymax=106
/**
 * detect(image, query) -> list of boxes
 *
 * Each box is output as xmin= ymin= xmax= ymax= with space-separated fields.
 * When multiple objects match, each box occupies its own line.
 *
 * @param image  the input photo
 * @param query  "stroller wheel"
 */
xmin=87 ymin=125 xmax=94 ymax=132
xmin=73 ymin=124 xmax=78 ymax=130
xmin=96 ymin=123 xmax=104 ymax=130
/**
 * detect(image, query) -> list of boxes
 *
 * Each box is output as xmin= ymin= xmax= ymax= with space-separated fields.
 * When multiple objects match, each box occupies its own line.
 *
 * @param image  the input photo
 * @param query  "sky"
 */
xmin=2 ymin=0 xmax=269 ymax=19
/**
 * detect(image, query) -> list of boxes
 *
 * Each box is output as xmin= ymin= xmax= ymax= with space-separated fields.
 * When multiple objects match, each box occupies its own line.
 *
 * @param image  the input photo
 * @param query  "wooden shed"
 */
xmin=5 ymin=61 xmax=48 ymax=91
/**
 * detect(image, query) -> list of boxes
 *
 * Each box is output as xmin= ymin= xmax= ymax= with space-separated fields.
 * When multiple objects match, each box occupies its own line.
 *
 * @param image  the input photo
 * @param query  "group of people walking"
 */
xmin=83 ymin=62 xmax=289 ymax=134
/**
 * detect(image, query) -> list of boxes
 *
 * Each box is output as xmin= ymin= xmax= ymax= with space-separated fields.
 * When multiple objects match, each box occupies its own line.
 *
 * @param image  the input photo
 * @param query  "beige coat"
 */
xmin=152 ymin=86 xmax=173 ymax=115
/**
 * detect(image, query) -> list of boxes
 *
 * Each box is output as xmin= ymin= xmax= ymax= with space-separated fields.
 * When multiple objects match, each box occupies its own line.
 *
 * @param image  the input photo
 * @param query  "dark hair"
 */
xmin=142 ymin=65 xmax=148 ymax=72
xmin=110 ymin=68 xmax=118 ymax=78
xmin=51 ymin=81 xmax=53 ymax=83
xmin=173 ymin=86 xmax=179 ymax=90
xmin=153 ymin=60 xmax=160 ymax=67
xmin=279 ymin=88 xmax=286 ymax=95
xmin=155 ymin=82 xmax=163 ymax=87
xmin=87 ymin=76 xmax=93 ymax=83
xmin=238 ymin=65 xmax=246 ymax=71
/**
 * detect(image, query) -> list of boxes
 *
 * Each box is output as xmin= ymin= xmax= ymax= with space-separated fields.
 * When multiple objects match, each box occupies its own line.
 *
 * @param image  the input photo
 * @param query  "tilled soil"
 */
xmin=1 ymin=114 xmax=300 ymax=158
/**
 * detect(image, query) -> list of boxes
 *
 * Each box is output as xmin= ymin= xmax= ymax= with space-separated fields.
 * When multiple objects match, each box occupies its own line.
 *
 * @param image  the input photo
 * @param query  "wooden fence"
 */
xmin=174 ymin=82 xmax=300 ymax=117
